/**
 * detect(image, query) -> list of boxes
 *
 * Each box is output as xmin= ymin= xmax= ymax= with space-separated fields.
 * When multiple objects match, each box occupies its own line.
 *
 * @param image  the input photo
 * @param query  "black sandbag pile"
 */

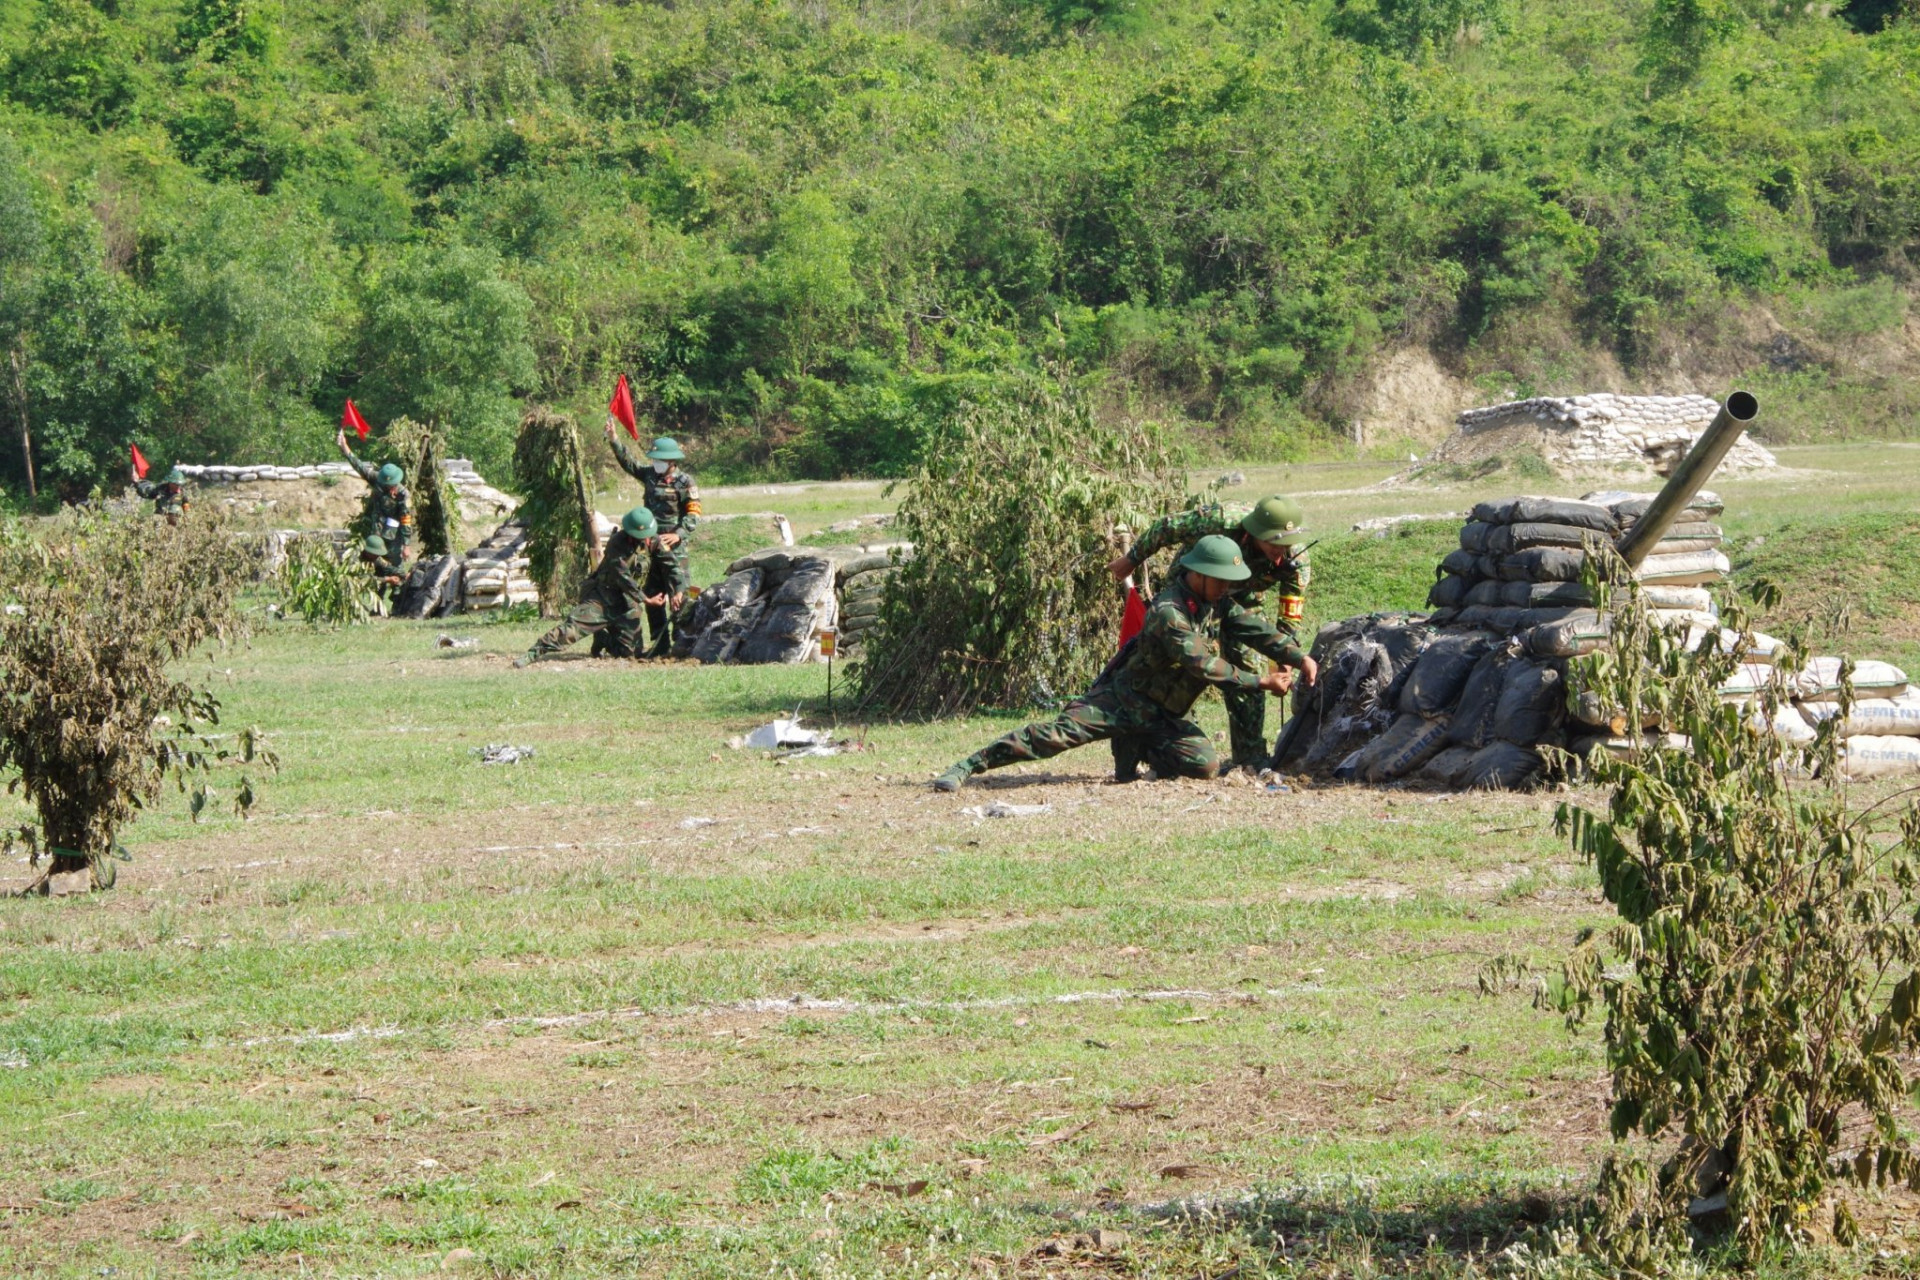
xmin=1271 ymin=490 xmax=1735 ymax=792
xmin=1426 ymin=491 xmax=1730 ymax=631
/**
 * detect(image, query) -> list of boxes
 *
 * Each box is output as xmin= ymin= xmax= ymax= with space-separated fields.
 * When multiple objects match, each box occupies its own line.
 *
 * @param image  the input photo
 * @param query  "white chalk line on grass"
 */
xmin=231 ymin=985 xmax=1308 ymax=1048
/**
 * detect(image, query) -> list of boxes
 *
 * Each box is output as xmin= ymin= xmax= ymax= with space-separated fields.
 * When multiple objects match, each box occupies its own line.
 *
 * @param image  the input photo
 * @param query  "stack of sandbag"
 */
xmin=674 ymin=547 xmax=839 ymax=664
xmin=834 ymin=551 xmax=903 ymax=652
xmin=1724 ymin=658 xmax=1920 ymax=777
xmin=1427 ymin=492 xmax=1730 ymax=634
xmin=1271 ymin=613 xmax=1565 ymax=791
xmin=394 ymin=554 xmax=464 ymax=619
xmin=462 ymin=519 xmax=539 ymax=611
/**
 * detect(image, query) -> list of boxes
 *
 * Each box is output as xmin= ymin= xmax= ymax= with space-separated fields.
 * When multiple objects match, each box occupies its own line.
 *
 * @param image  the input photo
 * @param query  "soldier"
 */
xmin=133 ymin=464 xmax=191 ymax=524
xmin=931 ymin=535 xmax=1314 ymax=792
xmin=514 ymin=507 xmax=665 ymax=667
xmin=1108 ymin=495 xmax=1318 ymax=769
xmin=359 ymin=535 xmax=406 ymax=602
xmin=337 ymin=429 xmax=414 ymax=567
xmin=606 ymin=425 xmax=701 ymax=657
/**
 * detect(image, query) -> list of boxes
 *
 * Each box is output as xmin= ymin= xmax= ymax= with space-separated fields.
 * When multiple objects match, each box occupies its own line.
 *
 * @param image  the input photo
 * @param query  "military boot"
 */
xmin=931 ymin=760 xmax=978 ymax=793
xmin=512 ymin=652 xmax=535 ymax=669
xmin=1111 ymin=735 xmax=1142 ymax=784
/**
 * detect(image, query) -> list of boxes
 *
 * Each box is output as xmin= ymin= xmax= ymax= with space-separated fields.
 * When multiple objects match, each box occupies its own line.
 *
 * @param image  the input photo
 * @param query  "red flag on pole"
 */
xmin=1118 ymin=583 xmax=1146 ymax=651
xmin=130 ymin=443 xmax=150 ymax=480
xmin=342 ymin=398 xmax=371 ymax=440
xmin=608 ymin=373 xmax=639 ymax=440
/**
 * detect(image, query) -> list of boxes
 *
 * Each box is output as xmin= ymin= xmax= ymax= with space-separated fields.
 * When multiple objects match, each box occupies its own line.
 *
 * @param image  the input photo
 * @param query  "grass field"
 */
xmin=5 ymin=445 xmax=1920 ymax=1277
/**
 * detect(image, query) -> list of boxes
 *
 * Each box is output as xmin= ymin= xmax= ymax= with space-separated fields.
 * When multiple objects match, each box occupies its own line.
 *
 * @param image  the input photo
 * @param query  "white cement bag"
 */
xmin=1640 ymin=585 xmax=1714 ymax=612
xmin=1720 ymin=662 xmax=1785 ymax=699
xmin=1752 ymin=702 xmax=1816 ymax=743
xmin=1842 ymin=735 xmax=1920 ymax=778
xmin=1792 ymin=657 xmax=1909 ymax=701
xmin=1634 ymin=550 xmax=1731 ymax=587
xmin=1796 ymin=691 xmax=1920 ymax=738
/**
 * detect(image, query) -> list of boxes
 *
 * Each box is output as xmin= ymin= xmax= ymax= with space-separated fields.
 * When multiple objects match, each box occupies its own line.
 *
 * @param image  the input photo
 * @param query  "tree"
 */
xmin=354 ymin=243 xmax=537 ymax=482
xmin=0 ymin=508 xmax=268 ymax=895
xmin=1 ymin=0 xmax=139 ymax=127
xmin=152 ymin=188 xmax=346 ymax=462
xmin=0 ymin=138 xmax=45 ymax=498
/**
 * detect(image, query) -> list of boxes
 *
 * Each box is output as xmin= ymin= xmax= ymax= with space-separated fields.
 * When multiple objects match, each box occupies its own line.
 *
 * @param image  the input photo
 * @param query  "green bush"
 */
xmin=276 ymin=535 xmax=382 ymax=626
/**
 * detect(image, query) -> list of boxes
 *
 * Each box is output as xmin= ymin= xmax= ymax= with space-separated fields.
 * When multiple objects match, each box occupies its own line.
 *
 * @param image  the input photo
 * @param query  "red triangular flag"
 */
xmin=609 ymin=373 xmax=639 ymax=439
xmin=342 ymin=398 xmax=371 ymax=440
xmin=130 ymin=443 xmax=150 ymax=480
xmin=1118 ymin=584 xmax=1146 ymax=651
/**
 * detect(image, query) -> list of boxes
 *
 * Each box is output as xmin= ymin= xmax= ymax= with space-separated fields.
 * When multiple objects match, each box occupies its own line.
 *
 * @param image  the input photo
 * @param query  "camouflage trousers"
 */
xmin=964 ymin=688 xmax=1224 ymax=781
xmin=1220 ymin=635 xmax=1269 ymax=768
xmin=641 ymin=546 xmax=690 ymax=658
xmin=532 ymin=592 xmax=641 ymax=659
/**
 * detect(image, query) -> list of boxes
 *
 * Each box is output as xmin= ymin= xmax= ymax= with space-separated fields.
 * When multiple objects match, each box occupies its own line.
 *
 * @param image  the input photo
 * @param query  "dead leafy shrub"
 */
xmin=512 ymin=406 xmax=596 ymax=614
xmin=1485 ymin=561 xmax=1920 ymax=1264
xmin=276 ymin=535 xmax=383 ymax=626
xmin=0 ymin=509 xmax=275 ymax=892
xmin=853 ymin=379 xmax=1182 ymax=717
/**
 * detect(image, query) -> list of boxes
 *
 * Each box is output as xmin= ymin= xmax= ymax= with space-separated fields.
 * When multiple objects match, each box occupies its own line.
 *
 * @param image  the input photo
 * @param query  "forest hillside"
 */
xmin=1 ymin=0 xmax=1916 ymax=496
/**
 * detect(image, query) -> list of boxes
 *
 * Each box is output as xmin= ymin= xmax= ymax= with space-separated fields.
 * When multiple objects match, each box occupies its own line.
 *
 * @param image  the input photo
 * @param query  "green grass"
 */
xmin=6 ymin=447 xmax=1920 ymax=1277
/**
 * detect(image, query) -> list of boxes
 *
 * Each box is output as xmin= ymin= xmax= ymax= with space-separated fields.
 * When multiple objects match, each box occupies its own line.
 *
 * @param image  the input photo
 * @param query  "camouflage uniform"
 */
xmin=957 ymin=575 xmax=1307 ymax=781
xmin=610 ymin=434 xmax=701 ymax=657
xmin=344 ymin=452 xmax=414 ymax=564
xmin=133 ymin=479 xmax=190 ymax=520
xmin=1122 ymin=501 xmax=1311 ymax=766
xmin=527 ymin=528 xmax=652 ymax=659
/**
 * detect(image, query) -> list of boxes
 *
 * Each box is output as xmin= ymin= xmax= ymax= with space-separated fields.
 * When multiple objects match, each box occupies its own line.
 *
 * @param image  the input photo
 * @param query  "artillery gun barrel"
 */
xmin=1616 ymin=390 xmax=1758 ymax=570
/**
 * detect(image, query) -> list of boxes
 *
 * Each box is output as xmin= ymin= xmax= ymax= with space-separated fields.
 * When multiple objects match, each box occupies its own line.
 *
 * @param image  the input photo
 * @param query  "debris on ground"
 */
xmin=680 ymin=817 xmax=719 ymax=829
xmin=475 ymin=744 xmax=535 ymax=765
xmin=961 ymin=801 xmax=1052 ymax=819
xmin=437 ymin=634 xmax=477 ymax=649
xmin=744 ymin=719 xmax=829 ymax=750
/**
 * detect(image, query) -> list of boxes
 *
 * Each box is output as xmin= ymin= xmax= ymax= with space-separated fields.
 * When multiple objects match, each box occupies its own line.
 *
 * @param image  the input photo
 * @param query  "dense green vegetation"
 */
xmin=1 ymin=0 xmax=1915 ymax=499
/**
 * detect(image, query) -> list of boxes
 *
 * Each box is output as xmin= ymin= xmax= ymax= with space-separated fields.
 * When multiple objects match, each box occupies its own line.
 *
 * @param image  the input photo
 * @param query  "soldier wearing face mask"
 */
xmin=606 ymin=424 xmax=702 ymax=657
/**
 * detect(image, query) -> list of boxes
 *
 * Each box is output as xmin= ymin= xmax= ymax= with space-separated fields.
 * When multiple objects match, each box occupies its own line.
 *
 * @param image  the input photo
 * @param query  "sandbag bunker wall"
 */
xmin=1724 ymin=658 xmax=1920 ymax=778
xmin=175 ymin=459 xmax=519 ymax=518
xmin=1425 ymin=491 xmax=1730 ymax=629
xmin=675 ymin=545 xmax=908 ymax=664
xmin=1274 ymin=491 xmax=1735 ymax=792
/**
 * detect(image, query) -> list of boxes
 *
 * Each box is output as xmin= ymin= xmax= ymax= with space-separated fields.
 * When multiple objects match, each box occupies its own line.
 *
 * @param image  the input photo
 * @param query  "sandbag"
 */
xmin=1459 ymin=521 xmax=1497 ymax=554
xmin=1523 ymin=611 xmax=1610 ymax=659
xmin=1428 ymin=574 xmax=1471 ymax=609
xmin=1470 ymin=498 xmax=1520 ymax=526
xmin=1793 ymin=657 xmax=1910 ymax=700
xmin=1503 ymin=581 xmax=1592 ymax=609
xmin=1354 ymin=712 xmax=1452 ymax=783
xmin=1465 ymin=579 xmax=1509 ymax=608
xmin=395 ymin=554 xmax=463 ymax=619
xmin=1399 ymin=631 xmax=1497 ymax=716
xmin=1653 ymin=521 xmax=1723 ymax=543
xmin=1440 ymin=549 xmax=1480 ymax=577
xmin=1753 ymin=701 xmax=1817 ymax=743
xmin=1452 ymin=605 xmax=1532 ymax=633
xmin=1417 ymin=744 xmax=1481 ymax=788
xmin=1475 ymin=554 xmax=1504 ymax=580
xmin=1639 ymin=585 xmax=1714 ymax=612
xmin=1510 ymin=497 xmax=1617 ymax=533
xmin=1798 ymin=691 xmax=1920 ymax=737
xmin=1301 ymin=639 xmax=1397 ymax=772
xmin=1497 ymin=547 xmax=1588 ymax=583
xmin=1487 ymin=522 xmax=1595 ymax=556
xmin=1491 ymin=659 xmax=1564 ymax=743
xmin=1459 ymin=741 xmax=1543 ymax=790
xmin=1842 ymin=735 xmax=1920 ymax=777
xmin=1595 ymin=490 xmax=1724 ymax=521
xmin=1633 ymin=550 xmax=1731 ymax=586
xmin=1448 ymin=649 xmax=1513 ymax=747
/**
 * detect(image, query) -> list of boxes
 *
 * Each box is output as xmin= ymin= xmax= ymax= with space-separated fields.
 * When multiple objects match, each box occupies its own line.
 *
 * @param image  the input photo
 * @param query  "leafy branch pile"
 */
xmin=276 ymin=534 xmax=384 ymax=626
xmin=512 ymin=407 xmax=596 ymax=614
xmin=0 ymin=508 xmax=272 ymax=892
xmin=853 ymin=379 xmax=1181 ymax=717
xmin=1489 ymin=563 xmax=1920 ymax=1264
xmin=388 ymin=416 xmax=461 ymax=557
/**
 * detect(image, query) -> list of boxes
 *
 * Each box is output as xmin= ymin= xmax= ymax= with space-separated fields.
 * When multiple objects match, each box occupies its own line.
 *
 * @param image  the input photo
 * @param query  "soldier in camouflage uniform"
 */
xmin=606 ymin=426 xmax=702 ymax=658
xmin=1109 ymin=495 xmax=1317 ymax=768
xmin=514 ymin=507 xmax=665 ymax=666
xmin=133 ymin=464 xmax=191 ymax=523
xmin=932 ymin=536 xmax=1313 ymax=792
xmin=359 ymin=534 xmax=406 ymax=601
xmin=337 ymin=429 xmax=414 ymax=567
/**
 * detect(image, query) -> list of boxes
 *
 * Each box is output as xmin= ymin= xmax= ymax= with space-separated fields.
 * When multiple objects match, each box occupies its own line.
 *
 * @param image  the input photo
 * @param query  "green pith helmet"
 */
xmin=362 ymin=534 xmax=389 ymax=556
xmin=163 ymin=467 xmax=186 ymax=485
xmin=620 ymin=506 xmax=658 ymax=539
xmin=1241 ymin=496 xmax=1309 ymax=546
xmin=1178 ymin=534 xmax=1253 ymax=582
xmin=646 ymin=436 xmax=684 ymax=461
xmin=376 ymin=463 xmax=405 ymax=488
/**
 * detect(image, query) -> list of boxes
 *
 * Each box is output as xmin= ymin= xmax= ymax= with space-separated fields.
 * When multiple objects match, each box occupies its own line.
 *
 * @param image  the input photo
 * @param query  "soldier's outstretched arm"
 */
xmin=607 ymin=430 xmax=649 ymax=483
